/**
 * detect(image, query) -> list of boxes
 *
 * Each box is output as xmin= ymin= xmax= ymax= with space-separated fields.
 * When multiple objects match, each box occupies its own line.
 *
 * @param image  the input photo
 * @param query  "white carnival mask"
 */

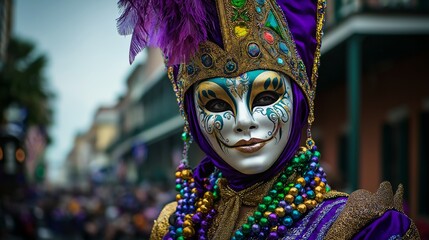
xmin=194 ymin=70 xmax=293 ymax=174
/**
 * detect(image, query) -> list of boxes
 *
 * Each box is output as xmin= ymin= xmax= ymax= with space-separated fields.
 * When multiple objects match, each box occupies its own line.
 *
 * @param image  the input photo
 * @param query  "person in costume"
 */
xmin=117 ymin=0 xmax=420 ymax=239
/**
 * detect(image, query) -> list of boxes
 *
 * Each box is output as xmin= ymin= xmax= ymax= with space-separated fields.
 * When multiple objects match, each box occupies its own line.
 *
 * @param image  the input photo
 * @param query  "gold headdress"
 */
xmin=119 ymin=0 xmax=327 ymax=146
xmin=173 ymin=0 xmax=325 ymax=143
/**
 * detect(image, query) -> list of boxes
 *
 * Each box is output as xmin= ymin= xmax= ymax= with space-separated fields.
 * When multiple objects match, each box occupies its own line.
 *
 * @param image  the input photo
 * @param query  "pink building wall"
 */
xmin=314 ymin=51 xmax=429 ymax=218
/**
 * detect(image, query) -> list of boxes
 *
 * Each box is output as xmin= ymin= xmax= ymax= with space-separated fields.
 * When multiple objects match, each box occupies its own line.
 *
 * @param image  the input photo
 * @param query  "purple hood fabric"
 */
xmin=278 ymin=0 xmax=318 ymax=81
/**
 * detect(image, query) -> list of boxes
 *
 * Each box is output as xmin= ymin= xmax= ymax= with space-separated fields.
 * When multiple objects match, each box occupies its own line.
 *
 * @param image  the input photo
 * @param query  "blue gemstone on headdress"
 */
xmin=248 ymin=43 xmax=260 ymax=57
xmin=277 ymin=58 xmax=285 ymax=65
xmin=279 ymin=42 xmax=289 ymax=55
xmin=187 ymin=65 xmax=195 ymax=75
xmin=256 ymin=6 xmax=262 ymax=13
xmin=256 ymin=0 xmax=265 ymax=5
xmin=201 ymin=54 xmax=213 ymax=68
xmin=224 ymin=59 xmax=237 ymax=74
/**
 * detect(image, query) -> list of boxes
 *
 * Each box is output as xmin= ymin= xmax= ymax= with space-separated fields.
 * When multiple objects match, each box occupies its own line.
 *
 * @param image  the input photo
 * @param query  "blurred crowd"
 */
xmin=0 ymin=183 xmax=175 ymax=240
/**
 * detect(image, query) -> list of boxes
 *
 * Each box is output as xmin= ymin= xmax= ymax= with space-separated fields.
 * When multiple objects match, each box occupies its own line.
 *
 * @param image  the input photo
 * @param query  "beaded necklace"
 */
xmin=165 ymin=145 xmax=329 ymax=240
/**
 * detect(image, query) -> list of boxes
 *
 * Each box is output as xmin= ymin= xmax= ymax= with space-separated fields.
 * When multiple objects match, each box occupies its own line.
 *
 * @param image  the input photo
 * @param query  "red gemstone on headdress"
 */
xmin=263 ymin=31 xmax=274 ymax=45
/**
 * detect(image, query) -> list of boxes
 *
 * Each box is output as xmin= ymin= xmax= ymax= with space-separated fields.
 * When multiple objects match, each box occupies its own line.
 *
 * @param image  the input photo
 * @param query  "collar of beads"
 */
xmin=165 ymin=145 xmax=330 ymax=240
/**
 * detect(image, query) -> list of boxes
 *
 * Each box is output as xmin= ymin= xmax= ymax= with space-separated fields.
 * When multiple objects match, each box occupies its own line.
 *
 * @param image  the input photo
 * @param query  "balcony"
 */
xmin=328 ymin=0 xmax=429 ymax=27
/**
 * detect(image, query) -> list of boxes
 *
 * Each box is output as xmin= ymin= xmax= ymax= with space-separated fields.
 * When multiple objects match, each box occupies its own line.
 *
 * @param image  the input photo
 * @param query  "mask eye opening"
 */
xmin=205 ymin=99 xmax=232 ymax=112
xmin=253 ymin=91 xmax=280 ymax=108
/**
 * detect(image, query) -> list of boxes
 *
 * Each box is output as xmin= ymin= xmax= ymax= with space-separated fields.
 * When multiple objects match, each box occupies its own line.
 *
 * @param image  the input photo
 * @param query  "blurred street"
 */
xmin=1 ymin=0 xmax=429 ymax=239
xmin=0 ymin=183 xmax=174 ymax=240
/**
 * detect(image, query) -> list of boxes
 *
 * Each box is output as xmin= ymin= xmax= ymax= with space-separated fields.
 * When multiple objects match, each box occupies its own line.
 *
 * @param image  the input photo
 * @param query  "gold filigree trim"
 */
xmin=324 ymin=190 xmax=349 ymax=199
xmin=150 ymin=202 xmax=177 ymax=240
xmin=324 ymin=181 xmax=411 ymax=240
xmin=307 ymin=0 xmax=327 ymax=127
xmin=393 ymin=184 xmax=405 ymax=213
xmin=404 ymin=221 xmax=421 ymax=239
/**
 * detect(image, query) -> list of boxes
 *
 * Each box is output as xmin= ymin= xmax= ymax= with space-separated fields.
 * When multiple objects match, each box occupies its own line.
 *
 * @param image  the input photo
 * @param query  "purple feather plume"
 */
xmin=117 ymin=0 xmax=217 ymax=65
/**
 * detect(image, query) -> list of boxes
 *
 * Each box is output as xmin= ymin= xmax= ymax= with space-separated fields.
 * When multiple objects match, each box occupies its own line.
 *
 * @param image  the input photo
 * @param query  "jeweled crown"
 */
xmin=173 ymin=0 xmax=326 ymax=127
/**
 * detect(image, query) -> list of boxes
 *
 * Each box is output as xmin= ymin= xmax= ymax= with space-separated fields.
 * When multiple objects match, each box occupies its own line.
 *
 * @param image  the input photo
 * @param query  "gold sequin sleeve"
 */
xmin=325 ymin=181 xmax=420 ymax=239
xmin=150 ymin=202 xmax=177 ymax=240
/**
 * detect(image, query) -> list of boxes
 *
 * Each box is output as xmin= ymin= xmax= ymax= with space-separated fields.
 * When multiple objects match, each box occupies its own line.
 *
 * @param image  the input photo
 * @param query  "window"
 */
xmin=337 ymin=133 xmax=349 ymax=190
xmin=419 ymin=110 xmax=429 ymax=216
xmin=382 ymin=116 xmax=409 ymax=200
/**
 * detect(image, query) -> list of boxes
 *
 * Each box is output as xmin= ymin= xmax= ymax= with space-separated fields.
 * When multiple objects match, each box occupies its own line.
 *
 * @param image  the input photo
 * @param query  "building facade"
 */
xmin=0 ymin=0 xmax=12 ymax=62
xmin=315 ymin=0 xmax=429 ymax=219
xmin=107 ymin=48 xmax=204 ymax=186
xmin=66 ymin=105 xmax=119 ymax=189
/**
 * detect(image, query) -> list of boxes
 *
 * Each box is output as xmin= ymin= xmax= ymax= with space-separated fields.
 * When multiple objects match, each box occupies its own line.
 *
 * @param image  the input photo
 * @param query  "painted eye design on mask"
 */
xmin=205 ymin=99 xmax=233 ymax=112
xmin=253 ymin=91 xmax=280 ymax=108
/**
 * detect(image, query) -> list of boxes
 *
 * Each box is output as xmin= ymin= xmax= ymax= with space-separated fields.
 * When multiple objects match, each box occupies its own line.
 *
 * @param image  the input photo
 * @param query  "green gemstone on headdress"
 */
xmin=231 ymin=0 xmax=246 ymax=8
xmin=265 ymin=11 xmax=284 ymax=40
xmin=232 ymin=9 xmax=250 ymax=22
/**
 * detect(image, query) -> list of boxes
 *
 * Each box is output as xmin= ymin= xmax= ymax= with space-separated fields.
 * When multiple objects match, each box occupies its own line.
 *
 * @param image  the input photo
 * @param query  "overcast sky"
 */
xmin=14 ymin=1 xmax=140 ymax=181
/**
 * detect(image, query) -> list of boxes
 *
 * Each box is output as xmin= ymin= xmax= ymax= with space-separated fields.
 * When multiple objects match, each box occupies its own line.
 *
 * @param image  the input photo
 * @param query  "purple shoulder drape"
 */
xmin=352 ymin=210 xmax=412 ymax=239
